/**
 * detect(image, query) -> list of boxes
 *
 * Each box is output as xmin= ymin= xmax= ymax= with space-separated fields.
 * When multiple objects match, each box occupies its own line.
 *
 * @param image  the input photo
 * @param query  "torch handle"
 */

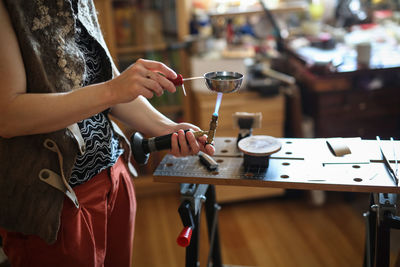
xmin=143 ymin=132 xmax=176 ymax=152
xmin=143 ymin=130 xmax=208 ymax=153
xmin=131 ymin=130 xmax=209 ymax=165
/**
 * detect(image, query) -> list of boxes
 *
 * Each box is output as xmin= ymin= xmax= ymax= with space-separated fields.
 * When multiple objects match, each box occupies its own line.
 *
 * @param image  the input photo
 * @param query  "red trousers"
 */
xmin=0 ymin=157 xmax=136 ymax=267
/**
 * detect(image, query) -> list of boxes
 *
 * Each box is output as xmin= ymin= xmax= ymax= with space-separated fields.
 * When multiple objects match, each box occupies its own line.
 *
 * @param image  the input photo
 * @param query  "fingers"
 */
xmin=197 ymin=135 xmax=207 ymax=145
xmin=170 ymin=130 xmax=190 ymax=157
xmin=172 ymin=122 xmax=200 ymax=133
xmin=204 ymin=144 xmax=215 ymax=156
xmin=170 ymin=132 xmax=180 ymax=156
xmin=139 ymin=74 xmax=164 ymax=96
xmin=197 ymin=135 xmax=215 ymax=156
xmin=188 ymin=125 xmax=200 ymax=132
xmin=177 ymin=130 xmax=190 ymax=156
xmin=137 ymin=58 xmax=177 ymax=79
xmin=147 ymin=71 xmax=176 ymax=93
xmin=134 ymin=59 xmax=177 ymax=94
xmin=170 ymin=130 xmax=212 ymax=157
xmin=108 ymin=58 xmax=179 ymax=104
xmin=186 ymin=131 xmax=200 ymax=155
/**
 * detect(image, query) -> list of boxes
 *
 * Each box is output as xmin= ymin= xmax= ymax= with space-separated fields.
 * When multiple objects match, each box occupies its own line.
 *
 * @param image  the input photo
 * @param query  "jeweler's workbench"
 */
xmin=154 ymin=137 xmax=400 ymax=193
xmin=153 ymin=136 xmax=400 ymax=267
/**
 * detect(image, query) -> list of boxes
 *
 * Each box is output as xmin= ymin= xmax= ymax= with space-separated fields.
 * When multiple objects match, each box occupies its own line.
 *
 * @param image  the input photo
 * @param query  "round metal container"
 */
xmin=204 ymin=71 xmax=244 ymax=93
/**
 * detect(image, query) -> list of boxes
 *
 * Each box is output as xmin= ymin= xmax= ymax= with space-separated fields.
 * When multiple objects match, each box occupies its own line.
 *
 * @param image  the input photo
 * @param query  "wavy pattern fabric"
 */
xmin=69 ymin=18 xmax=123 ymax=187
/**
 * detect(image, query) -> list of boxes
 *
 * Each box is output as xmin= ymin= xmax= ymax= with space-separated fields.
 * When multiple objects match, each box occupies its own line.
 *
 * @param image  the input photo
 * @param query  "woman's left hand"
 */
xmin=169 ymin=122 xmax=215 ymax=157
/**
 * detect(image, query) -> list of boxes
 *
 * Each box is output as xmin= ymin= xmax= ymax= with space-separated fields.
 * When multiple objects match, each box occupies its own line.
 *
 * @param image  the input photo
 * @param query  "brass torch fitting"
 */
xmin=193 ymin=130 xmax=209 ymax=139
xmin=207 ymin=114 xmax=218 ymax=144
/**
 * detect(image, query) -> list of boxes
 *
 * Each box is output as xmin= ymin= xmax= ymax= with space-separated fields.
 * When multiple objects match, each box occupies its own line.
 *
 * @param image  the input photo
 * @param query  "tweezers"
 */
xmin=391 ymin=137 xmax=399 ymax=178
xmin=376 ymin=136 xmax=399 ymax=186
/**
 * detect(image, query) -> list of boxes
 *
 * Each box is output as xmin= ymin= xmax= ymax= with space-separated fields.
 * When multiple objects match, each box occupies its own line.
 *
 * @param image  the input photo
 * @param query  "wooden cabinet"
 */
xmin=309 ymin=88 xmax=400 ymax=138
xmin=289 ymin=56 xmax=400 ymax=139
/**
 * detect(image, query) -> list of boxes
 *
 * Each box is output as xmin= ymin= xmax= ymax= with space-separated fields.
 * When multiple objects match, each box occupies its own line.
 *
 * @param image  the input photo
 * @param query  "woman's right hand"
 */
xmin=106 ymin=58 xmax=178 ymax=104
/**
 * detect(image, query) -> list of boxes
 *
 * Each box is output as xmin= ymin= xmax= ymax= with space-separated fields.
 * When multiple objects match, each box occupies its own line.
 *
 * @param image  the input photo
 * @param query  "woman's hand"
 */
xmin=169 ymin=122 xmax=215 ymax=157
xmin=107 ymin=59 xmax=177 ymax=105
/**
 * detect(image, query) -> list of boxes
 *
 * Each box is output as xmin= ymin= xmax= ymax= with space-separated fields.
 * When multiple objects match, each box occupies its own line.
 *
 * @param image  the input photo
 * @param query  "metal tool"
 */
xmin=376 ymin=136 xmax=399 ymax=186
xmin=169 ymin=71 xmax=244 ymax=94
xmin=198 ymin=151 xmax=219 ymax=171
xmin=391 ymin=137 xmax=398 ymax=177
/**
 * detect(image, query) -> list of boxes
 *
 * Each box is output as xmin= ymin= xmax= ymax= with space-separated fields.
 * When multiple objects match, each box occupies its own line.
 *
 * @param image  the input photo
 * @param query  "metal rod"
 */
xmin=391 ymin=137 xmax=398 ymax=177
xmin=182 ymin=83 xmax=187 ymax=96
xmin=376 ymin=136 xmax=398 ymax=186
xmin=182 ymin=76 xmax=204 ymax=81
xmin=185 ymin=208 xmax=201 ymax=267
xmin=205 ymin=185 xmax=223 ymax=267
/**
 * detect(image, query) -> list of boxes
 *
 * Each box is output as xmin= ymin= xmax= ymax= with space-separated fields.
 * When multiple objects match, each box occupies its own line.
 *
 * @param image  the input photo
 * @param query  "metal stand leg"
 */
xmin=363 ymin=193 xmax=400 ymax=267
xmin=205 ymin=185 xmax=222 ymax=267
xmin=178 ymin=184 xmax=223 ymax=267
xmin=363 ymin=207 xmax=375 ymax=266
xmin=185 ymin=207 xmax=201 ymax=267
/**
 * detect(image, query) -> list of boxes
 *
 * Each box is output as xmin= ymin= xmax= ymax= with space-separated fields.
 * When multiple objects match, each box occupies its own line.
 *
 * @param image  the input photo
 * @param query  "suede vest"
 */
xmin=1 ymin=0 xmax=135 ymax=244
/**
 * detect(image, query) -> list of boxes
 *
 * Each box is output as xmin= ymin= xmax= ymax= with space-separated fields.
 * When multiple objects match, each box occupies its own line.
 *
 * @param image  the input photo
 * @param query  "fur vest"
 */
xmin=1 ymin=0 xmax=135 ymax=244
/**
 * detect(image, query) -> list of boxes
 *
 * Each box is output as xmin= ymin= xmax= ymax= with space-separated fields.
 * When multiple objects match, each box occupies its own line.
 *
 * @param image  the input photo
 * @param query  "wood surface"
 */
xmin=215 ymin=186 xmax=284 ymax=203
xmin=131 ymin=191 xmax=400 ymax=267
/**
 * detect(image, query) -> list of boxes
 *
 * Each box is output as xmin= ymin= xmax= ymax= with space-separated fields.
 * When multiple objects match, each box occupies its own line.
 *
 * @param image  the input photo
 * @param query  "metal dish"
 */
xmin=204 ymin=71 xmax=244 ymax=93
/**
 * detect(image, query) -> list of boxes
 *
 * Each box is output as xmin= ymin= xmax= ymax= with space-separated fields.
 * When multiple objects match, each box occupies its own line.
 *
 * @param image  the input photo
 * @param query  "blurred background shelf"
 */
xmin=117 ymin=43 xmax=167 ymax=54
xmin=207 ymin=0 xmax=307 ymax=18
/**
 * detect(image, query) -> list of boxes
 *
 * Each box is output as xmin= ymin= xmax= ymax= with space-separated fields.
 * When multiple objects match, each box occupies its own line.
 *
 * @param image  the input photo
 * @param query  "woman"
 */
xmin=0 ymin=1 xmax=214 ymax=266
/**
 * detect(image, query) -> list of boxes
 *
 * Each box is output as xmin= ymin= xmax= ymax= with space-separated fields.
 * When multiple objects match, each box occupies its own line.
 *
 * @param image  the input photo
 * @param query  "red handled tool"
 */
xmin=169 ymin=74 xmax=186 ymax=96
xmin=168 ymin=75 xmax=205 ymax=96
xmin=169 ymin=74 xmax=184 ymax=86
xmin=177 ymin=200 xmax=195 ymax=247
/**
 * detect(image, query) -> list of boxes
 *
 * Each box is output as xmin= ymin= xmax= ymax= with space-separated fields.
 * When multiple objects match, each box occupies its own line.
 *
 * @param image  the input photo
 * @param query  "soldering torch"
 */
xmin=130 ymin=130 xmax=209 ymax=165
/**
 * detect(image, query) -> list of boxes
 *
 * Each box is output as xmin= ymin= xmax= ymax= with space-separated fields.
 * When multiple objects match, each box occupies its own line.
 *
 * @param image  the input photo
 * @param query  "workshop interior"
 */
xmin=2 ymin=0 xmax=400 ymax=266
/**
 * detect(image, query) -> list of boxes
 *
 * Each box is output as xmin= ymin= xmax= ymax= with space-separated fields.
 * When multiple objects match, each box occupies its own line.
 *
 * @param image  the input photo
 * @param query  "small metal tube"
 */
xmin=207 ymin=114 xmax=218 ymax=144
